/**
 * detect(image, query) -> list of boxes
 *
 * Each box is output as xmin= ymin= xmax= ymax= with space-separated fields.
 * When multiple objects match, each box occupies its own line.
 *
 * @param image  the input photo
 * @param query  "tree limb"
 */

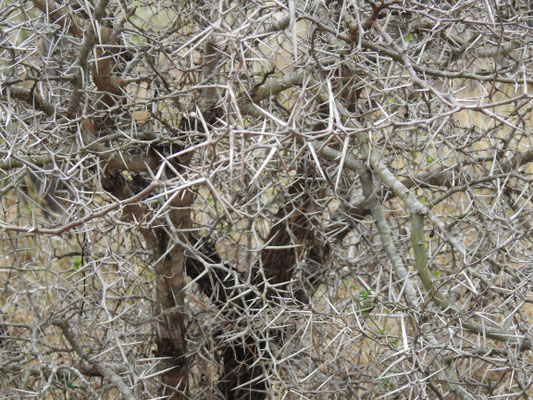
xmin=52 ymin=319 xmax=134 ymax=400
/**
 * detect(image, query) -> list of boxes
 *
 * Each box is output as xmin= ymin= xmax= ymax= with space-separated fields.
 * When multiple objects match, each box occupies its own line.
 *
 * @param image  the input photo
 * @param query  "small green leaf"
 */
xmin=73 ymin=256 xmax=82 ymax=269
xmin=405 ymin=33 xmax=414 ymax=41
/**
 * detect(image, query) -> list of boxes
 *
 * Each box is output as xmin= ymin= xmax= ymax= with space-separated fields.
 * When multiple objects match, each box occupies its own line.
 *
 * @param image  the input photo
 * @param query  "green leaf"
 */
xmin=426 ymin=155 xmax=435 ymax=164
xmin=73 ymin=256 xmax=82 ymax=269
xmin=405 ymin=33 xmax=414 ymax=41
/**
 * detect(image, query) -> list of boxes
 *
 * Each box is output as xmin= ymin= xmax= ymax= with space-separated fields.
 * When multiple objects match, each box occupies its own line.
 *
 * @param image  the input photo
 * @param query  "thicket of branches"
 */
xmin=1 ymin=0 xmax=533 ymax=398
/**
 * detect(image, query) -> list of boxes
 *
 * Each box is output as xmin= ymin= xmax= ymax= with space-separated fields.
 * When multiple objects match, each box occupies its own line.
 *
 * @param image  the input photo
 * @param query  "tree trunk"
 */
xmin=154 ymin=250 xmax=188 ymax=399
xmin=103 ymin=171 xmax=192 ymax=399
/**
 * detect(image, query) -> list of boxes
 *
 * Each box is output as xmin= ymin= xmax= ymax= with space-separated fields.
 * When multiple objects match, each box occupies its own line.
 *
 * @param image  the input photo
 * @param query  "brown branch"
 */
xmin=53 ymin=319 xmax=134 ymax=400
xmin=362 ymin=0 xmax=401 ymax=30
xmin=68 ymin=0 xmax=111 ymax=114
xmin=32 ymin=0 xmax=130 ymax=115
xmin=31 ymin=0 xmax=86 ymax=38
xmin=260 ymin=172 xmax=318 ymax=286
xmin=2 ymin=85 xmax=56 ymax=116
xmin=0 ymin=151 xmax=53 ymax=171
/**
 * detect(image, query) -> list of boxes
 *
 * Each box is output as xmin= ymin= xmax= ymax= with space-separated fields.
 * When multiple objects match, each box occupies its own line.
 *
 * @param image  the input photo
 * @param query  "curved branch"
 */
xmin=2 ymin=85 xmax=56 ymax=116
xmin=360 ymin=167 xmax=470 ymax=399
xmin=31 ymin=0 xmax=86 ymax=37
xmin=53 ymin=319 xmax=134 ymax=400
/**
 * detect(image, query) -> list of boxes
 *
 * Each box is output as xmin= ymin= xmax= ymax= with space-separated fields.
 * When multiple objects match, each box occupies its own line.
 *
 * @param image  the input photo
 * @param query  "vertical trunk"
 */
xmin=154 ymin=250 xmax=188 ymax=399
xmin=104 ymin=172 xmax=192 ymax=399
xmin=260 ymin=167 xmax=320 ymax=288
xmin=154 ymin=192 xmax=193 ymax=398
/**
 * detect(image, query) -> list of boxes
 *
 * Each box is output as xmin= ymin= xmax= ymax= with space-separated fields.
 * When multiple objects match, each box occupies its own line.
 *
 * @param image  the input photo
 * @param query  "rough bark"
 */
xmin=154 ymin=249 xmax=188 ymax=398
xmin=103 ymin=161 xmax=191 ymax=398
